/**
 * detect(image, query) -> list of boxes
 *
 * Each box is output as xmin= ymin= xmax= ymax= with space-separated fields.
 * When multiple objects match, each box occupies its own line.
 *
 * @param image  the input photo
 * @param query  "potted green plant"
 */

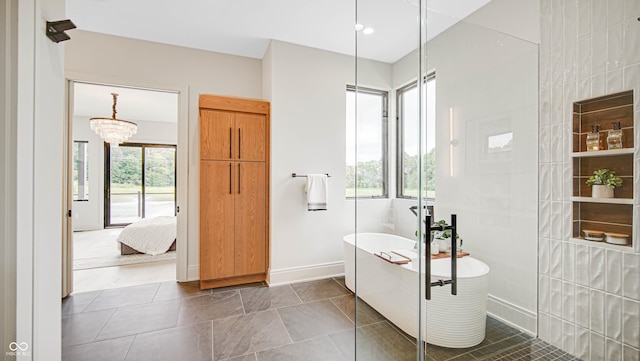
xmin=586 ymin=169 xmax=623 ymax=198
xmin=433 ymin=220 xmax=463 ymax=254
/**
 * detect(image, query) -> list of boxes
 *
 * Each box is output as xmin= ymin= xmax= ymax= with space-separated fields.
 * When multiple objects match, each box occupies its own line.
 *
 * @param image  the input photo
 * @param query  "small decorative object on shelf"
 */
xmin=586 ymin=124 xmax=601 ymax=151
xmin=607 ymin=122 xmax=623 ymax=150
xmin=605 ymin=232 xmax=629 ymax=245
xmin=583 ymin=229 xmax=605 ymax=241
xmin=586 ymin=168 xmax=622 ymax=198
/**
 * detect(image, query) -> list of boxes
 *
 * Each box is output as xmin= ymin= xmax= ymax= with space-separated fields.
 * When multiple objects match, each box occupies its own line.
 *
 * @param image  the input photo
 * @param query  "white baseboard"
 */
xmin=487 ymin=294 xmax=537 ymax=336
xmin=269 ymin=261 xmax=345 ymax=286
xmin=187 ymin=265 xmax=199 ymax=281
xmin=184 ymin=262 xmax=345 ymax=286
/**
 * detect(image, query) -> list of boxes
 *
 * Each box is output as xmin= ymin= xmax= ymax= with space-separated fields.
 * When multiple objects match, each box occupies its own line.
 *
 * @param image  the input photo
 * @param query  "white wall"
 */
xmin=66 ymin=30 xmax=262 ymax=278
xmin=1 ymin=0 xmax=18 ymax=354
xmin=2 ymin=0 xmax=67 ymax=359
xmin=71 ymin=115 xmax=177 ymax=231
xmin=538 ymin=1 xmax=640 ymax=359
xmin=265 ymin=40 xmax=395 ymax=284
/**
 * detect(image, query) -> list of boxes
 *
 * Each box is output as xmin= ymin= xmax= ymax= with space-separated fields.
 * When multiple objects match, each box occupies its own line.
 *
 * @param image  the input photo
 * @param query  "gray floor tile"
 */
xmin=62 ymin=336 xmax=134 ymax=361
xmin=124 ymin=321 xmax=212 ymax=361
xmin=62 ymin=290 xmax=103 ymax=316
xmin=212 ymin=309 xmax=291 ymax=360
xmin=226 ymin=354 xmax=258 ymax=361
xmin=333 ymin=276 xmax=348 ymax=291
xmin=484 ymin=316 xmax=524 ymax=343
xmin=85 ymin=283 xmax=160 ymax=312
xmin=62 ymin=291 xmax=102 ymax=316
xmin=426 ymin=339 xmax=490 ymax=360
xmin=256 ymin=336 xmax=344 ymax=361
xmin=470 ymin=334 xmax=530 ymax=359
xmin=177 ymin=290 xmax=244 ymax=326
xmin=240 ymin=285 xmax=301 ymax=313
xmin=96 ymin=300 xmax=181 ymax=341
xmin=330 ymin=294 xmax=385 ymax=326
xmin=62 ymin=309 xmax=116 ymax=346
xmin=153 ymin=281 xmax=211 ymax=302
xmin=329 ymin=321 xmax=416 ymax=361
xmin=278 ymin=299 xmax=354 ymax=342
xmin=290 ymin=279 xmax=350 ymax=302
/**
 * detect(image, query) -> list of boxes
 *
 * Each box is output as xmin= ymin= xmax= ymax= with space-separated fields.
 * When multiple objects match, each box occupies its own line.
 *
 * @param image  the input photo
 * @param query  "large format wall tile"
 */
xmin=623 ymin=252 xmax=640 ymax=300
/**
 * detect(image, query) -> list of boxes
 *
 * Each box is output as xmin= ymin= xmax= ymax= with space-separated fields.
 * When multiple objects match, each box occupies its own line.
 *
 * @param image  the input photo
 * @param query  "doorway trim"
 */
xmin=64 ymin=72 xmax=190 ymax=292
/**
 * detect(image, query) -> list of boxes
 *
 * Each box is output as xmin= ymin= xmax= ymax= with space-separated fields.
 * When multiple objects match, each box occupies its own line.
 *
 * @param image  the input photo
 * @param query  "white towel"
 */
xmin=306 ymin=174 xmax=328 ymax=211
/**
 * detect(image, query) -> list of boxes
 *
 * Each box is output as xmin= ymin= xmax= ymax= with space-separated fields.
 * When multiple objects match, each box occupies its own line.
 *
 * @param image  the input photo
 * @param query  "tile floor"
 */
xmin=62 ymin=277 xmax=579 ymax=361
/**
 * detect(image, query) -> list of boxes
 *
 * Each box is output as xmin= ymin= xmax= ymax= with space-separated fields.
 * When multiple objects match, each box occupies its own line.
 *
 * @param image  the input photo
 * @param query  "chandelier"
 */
xmin=90 ymin=93 xmax=137 ymax=146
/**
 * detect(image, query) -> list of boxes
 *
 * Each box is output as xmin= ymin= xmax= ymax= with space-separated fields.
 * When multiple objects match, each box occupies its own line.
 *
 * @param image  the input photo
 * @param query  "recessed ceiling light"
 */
xmin=355 ymin=23 xmax=364 ymax=31
xmin=363 ymin=27 xmax=374 ymax=35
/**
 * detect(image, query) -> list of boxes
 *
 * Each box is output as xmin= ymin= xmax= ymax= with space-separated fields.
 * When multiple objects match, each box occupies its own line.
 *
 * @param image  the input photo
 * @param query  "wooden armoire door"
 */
xmin=200 ymin=110 xmax=234 ymax=160
xmin=235 ymin=113 xmax=266 ymax=162
xmin=234 ymin=162 xmax=266 ymax=276
xmin=199 ymin=160 xmax=235 ymax=280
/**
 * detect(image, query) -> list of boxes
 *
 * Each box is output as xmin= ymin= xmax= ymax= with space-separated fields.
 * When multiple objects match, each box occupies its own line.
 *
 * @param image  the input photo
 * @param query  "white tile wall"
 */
xmin=590 ymin=247 xmax=606 ymax=290
xmin=591 ymin=332 xmax=606 ymax=361
xmin=607 ymin=338 xmax=622 ymax=361
xmin=576 ymin=285 xmax=591 ymax=328
xmin=623 ymin=345 xmax=640 ymax=361
xmin=539 ymin=2 xmax=640 ymax=359
xmin=551 ymin=278 xmax=563 ymax=318
xmin=591 ymin=290 xmax=605 ymax=334
xmin=563 ymin=242 xmax=575 ymax=282
xmin=563 ymin=281 xmax=576 ymax=322
xmin=576 ymin=326 xmax=590 ymax=360
xmin=606 ymin=250 xmax=622 ymax=295
xmin=623 ymin=299 xmax=640 ymax=348
xmin=563 ymin=320 xmax=576 ymax=355
xmin=550 ymin=315 xmax=563 ymax=348
xmin=623 ymin=253 xmax=640 ymax=300
xmin=606 ymin=294 xmax=623 ymax=341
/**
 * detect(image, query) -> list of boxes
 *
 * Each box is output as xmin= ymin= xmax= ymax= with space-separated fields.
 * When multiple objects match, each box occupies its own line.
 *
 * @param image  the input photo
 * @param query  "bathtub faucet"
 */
xmin=409 ymin=205 xmax=431 ymax=249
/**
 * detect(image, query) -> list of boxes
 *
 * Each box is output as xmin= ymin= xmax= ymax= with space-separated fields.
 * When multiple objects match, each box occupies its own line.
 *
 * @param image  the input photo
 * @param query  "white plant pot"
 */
xmin=592 ymin=185 xmax=614 ymax=198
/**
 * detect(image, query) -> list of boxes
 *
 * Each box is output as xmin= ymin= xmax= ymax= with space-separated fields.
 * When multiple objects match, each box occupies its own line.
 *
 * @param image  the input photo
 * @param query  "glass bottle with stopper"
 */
xmin=607 ymin=121 xmax=622 ymax=150
xmin=586 ymin=124 xmax=601 ymax=151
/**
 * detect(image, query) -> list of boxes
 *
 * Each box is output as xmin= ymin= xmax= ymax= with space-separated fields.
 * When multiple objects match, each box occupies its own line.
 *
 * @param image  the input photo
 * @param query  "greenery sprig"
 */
xmin=585 ymin=169 xmax=623 ymax=189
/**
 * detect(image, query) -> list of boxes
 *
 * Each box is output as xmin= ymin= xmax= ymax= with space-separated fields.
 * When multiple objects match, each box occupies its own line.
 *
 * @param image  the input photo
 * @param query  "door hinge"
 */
xmin=176 ymin=206 xmax=180 ymax=213
xmin=67 ymin=209 xmax=72 ymax=217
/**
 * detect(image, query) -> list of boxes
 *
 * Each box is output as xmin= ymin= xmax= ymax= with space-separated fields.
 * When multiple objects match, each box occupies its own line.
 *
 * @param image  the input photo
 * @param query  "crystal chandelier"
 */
xmin=90 ymin=93 xmax=137 ymax=146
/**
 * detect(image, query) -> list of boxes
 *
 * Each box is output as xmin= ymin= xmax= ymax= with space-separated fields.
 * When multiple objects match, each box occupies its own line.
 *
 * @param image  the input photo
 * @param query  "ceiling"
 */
xmin=66 ymin=0 xmax=492 ymax=64
xmin=68 ymin=0 xmax=491 ymax=123
xmin=73 ymin=83 xmax=178 ymax=123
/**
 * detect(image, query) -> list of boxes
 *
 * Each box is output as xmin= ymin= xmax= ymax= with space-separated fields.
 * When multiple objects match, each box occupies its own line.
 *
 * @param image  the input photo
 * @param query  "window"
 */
xmin=73 ymin=141 xmax=89 ymax=201
xmin=397 ymin=73 xmax=436 ymax=199
xmin=105 ymin=143 xmax=176 ymax=226
xmin=345 ymin=86 xmax=388 ymax=198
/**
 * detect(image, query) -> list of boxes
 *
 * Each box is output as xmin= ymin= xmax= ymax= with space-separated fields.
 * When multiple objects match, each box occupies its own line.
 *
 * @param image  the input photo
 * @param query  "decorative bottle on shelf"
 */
xmin=586 ymin=125 xmax=601 ymax=151
xmin=607 ymin=122 xmax=623 ymax=150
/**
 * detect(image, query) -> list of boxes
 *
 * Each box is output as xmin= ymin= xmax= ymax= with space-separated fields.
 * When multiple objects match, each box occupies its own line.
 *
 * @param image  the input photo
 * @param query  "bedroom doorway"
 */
xmin=65 ymin=81 xmax=186 ymax=294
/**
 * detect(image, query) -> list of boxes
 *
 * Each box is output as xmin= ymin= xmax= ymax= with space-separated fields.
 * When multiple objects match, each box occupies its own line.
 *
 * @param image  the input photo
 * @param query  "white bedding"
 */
xmin=116 ymin=216 xmax=176 ymax=255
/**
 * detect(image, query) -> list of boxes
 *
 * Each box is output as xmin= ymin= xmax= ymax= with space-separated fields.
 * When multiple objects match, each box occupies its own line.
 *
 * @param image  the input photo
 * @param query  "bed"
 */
xmin=116 ymin=216 xmax=177 ymax=255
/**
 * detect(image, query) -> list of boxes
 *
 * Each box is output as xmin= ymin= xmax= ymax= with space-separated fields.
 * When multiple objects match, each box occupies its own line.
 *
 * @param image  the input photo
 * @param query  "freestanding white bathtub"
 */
xmin=343 ymin=232 xmax=490 ymax=348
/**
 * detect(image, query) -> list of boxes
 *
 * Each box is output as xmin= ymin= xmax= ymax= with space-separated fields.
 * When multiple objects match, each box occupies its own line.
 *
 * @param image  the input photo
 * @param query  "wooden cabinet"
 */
xmin=199 ymin=95 xmax=270 ymax=289
xmin=571 ymin=90 xmax=634 ymax=248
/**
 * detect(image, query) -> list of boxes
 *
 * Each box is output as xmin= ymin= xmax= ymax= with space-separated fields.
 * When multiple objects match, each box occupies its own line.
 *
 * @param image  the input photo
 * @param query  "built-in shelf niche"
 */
xmin=571 ymin=90 xmax=634 ymax=247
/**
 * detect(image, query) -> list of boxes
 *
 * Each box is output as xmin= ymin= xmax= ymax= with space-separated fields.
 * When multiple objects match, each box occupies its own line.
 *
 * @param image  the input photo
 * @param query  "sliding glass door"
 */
xmin=105 ymin=143 xmax=176 ymax=226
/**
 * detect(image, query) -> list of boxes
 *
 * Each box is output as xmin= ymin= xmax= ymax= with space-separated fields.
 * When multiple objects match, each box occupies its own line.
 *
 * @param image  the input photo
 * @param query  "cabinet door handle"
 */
xmin=229 ymin=163 xmax=232 ymax=194
xmin=229 ymin=128 xmax=233 ymax=159
xmin=237 ymin=163 xmax=241 ymax=194
xmin=238 ymin=128 xmax=241 ymax=159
